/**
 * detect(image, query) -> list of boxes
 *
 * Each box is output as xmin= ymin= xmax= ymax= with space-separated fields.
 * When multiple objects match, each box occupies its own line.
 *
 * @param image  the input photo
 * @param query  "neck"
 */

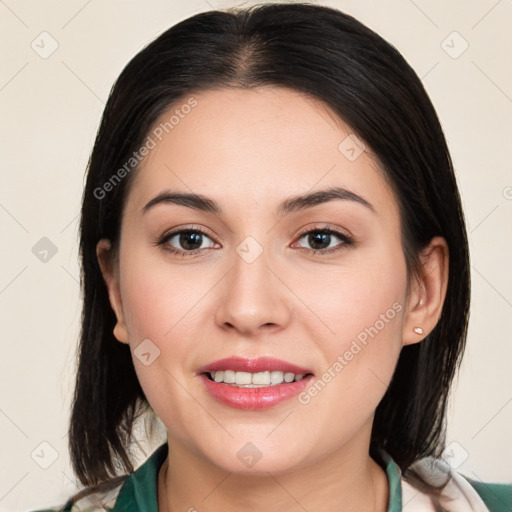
xmin=158 ymin=437 xmax=389 ymax=512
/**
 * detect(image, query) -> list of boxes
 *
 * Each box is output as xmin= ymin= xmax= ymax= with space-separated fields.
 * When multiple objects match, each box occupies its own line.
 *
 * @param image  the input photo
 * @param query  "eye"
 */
xmin=157 ymin=227 xmax=218 ymax=256
xmin=293 ymin=224 xmax=354 ymax=255
xmin=156 ymin=224 xmax=354 ymax=257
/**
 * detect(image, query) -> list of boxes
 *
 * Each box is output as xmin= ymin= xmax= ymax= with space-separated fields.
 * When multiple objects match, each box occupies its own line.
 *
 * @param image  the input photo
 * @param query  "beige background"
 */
xmin=1 ymin=0 xmax=511 ymax=510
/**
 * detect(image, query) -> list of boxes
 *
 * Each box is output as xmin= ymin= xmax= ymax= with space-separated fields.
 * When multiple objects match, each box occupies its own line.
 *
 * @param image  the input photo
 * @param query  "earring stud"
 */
xmin=413 ymin=327 xmax=424 ymax=334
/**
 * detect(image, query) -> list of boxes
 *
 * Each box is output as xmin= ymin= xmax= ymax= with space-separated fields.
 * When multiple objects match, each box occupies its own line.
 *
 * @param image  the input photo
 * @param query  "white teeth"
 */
xmin=208 ymin=370 xmax=307 ymax=386
xmin=223 ymin=370 xmax=236 ymax=383
xmin=235 ymin=371 xmax=252 ymax=385
xmin=284 ymin=372 xmax=295 ymax=383
xmin=252 ymin=371 xmax=270 ymax=385
xmin=270 ymin=371 xmax=284 ymax=385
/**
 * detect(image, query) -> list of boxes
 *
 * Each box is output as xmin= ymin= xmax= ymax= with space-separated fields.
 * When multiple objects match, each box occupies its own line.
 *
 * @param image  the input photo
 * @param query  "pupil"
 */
xmin=178 ymin=232 xmax=331 ymax=251
xmin=309 ymin=232 xmax=329 ymax=250
xmin=180 ymin=232 xmax=202 ymax=250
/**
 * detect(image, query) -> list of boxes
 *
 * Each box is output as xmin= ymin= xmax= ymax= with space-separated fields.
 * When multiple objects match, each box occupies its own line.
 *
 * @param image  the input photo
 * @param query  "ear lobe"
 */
xmin=402 ymin=236 xmax=449 ymax=346
xmin=96 ymin=239 xmax=129 ymax=344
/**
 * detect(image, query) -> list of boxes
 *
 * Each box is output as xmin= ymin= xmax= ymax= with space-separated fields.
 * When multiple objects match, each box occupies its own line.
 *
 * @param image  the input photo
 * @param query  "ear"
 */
xmin=96 ymin=239 xmax=129 ymax=344
xmin=402 ymin=236 xmax=449 ymax=346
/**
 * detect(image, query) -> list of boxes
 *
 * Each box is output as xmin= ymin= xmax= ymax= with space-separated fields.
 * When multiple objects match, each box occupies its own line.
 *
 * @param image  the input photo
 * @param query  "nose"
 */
xmin=215 ymin=244 xmax=291 ymax=338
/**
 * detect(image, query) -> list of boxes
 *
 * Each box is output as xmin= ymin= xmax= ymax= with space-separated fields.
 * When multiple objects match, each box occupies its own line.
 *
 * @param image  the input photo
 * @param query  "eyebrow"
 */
xmin=142 ymin=186 xmax=375 ymax=217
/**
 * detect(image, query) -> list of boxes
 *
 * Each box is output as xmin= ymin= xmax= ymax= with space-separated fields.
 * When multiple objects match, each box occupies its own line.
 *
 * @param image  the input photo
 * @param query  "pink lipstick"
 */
xmin=198 ymin=357 xmax=314 ymax=410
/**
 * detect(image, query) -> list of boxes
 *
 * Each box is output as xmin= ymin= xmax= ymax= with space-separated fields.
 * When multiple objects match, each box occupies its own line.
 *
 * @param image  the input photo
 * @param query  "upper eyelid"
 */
xmin=296 ymin=224 xmax=352 ymax=238
xmin=161 ymin=224 xmax=348 ymax=238
xmin=160 ymin=224 xmax=352 ymax=248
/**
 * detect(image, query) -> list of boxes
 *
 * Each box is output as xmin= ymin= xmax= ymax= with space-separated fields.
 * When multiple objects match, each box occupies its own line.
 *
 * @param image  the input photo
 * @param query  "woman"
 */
xmin=32 ymin=2 xmax=511 ymax=511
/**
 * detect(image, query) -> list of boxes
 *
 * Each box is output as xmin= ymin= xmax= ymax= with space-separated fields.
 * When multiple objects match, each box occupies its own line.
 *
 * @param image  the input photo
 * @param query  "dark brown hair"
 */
xmin=67 ymin=1 xmax=470 ymax=506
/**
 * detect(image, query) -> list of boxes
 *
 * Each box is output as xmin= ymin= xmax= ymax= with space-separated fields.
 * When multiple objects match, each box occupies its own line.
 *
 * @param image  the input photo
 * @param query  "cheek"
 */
xmin=119 ymin=251 xmax=204 ymax=344
xmin=303 ymin=248 xmax=408 ymax=353
xmin=295 ymin=249 xmax=408 ymax=429
xmin=117 ymin=251 xmax=210 ymax=440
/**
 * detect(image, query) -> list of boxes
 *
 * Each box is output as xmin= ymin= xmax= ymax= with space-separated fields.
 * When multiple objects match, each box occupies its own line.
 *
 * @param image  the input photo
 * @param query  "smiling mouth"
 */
xmin=204 ymin=370 xmax=313 ymax=387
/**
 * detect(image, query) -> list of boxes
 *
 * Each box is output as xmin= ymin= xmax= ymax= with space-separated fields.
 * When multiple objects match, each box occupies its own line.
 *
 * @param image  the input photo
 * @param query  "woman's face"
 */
xmin=101 ymin=86 xmax=420 ymax=475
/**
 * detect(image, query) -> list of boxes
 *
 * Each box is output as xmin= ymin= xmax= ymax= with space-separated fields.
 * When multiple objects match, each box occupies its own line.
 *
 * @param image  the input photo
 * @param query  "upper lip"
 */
xmin=197 ymin=357 xmax=313 ymax=375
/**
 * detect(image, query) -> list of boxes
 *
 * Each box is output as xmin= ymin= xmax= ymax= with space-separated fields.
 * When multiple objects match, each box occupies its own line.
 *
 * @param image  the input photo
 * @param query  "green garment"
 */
xmin=31 ymin=442 xmax=512 ymax=512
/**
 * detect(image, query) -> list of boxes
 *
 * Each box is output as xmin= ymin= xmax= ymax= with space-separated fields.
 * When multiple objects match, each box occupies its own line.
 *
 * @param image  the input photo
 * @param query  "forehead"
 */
xmin=125 ymin=86 xmax=397 ymax=218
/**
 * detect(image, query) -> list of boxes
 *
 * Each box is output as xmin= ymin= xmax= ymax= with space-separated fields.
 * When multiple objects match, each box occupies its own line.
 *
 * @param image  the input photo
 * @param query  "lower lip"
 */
xmin=200 ymin=373 xmax=314 ymax=410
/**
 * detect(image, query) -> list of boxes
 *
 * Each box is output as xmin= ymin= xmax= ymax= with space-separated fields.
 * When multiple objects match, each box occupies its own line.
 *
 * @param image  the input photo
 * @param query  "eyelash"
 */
xmin=156 ymin=224 xmax=354 ymax=257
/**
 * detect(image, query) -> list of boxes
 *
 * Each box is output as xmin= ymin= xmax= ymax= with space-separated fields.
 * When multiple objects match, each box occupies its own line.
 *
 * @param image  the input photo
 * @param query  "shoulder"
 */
xmin=29 ymin=477 xmax=126 ymax=512
xmin=463 ymin=476 xmax=512 ymax=512
xmin=405 ymin=455 xmax=512 ymax=512
xmin=29 ymin=443 xmax=168 ymax=512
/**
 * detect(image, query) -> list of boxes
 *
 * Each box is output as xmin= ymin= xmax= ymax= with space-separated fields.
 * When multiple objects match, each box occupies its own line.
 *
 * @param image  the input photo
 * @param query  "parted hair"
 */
xmin=67 ymin=2 xmax=470 ymax=507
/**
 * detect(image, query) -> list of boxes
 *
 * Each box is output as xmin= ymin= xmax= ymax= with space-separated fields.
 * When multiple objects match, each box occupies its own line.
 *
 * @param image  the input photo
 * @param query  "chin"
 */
xmin=202 ymin=440 xmax=307 ymax=476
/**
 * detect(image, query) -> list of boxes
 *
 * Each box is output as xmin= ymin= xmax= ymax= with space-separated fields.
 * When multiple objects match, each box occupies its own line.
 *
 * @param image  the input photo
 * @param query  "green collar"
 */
xmin=113 ymin=442 xmax=168 ymax=511
xmin=113 ymin=442 xmax=403 ymax=511
xmin=379 ymin=449 xmax=403 ymax=512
